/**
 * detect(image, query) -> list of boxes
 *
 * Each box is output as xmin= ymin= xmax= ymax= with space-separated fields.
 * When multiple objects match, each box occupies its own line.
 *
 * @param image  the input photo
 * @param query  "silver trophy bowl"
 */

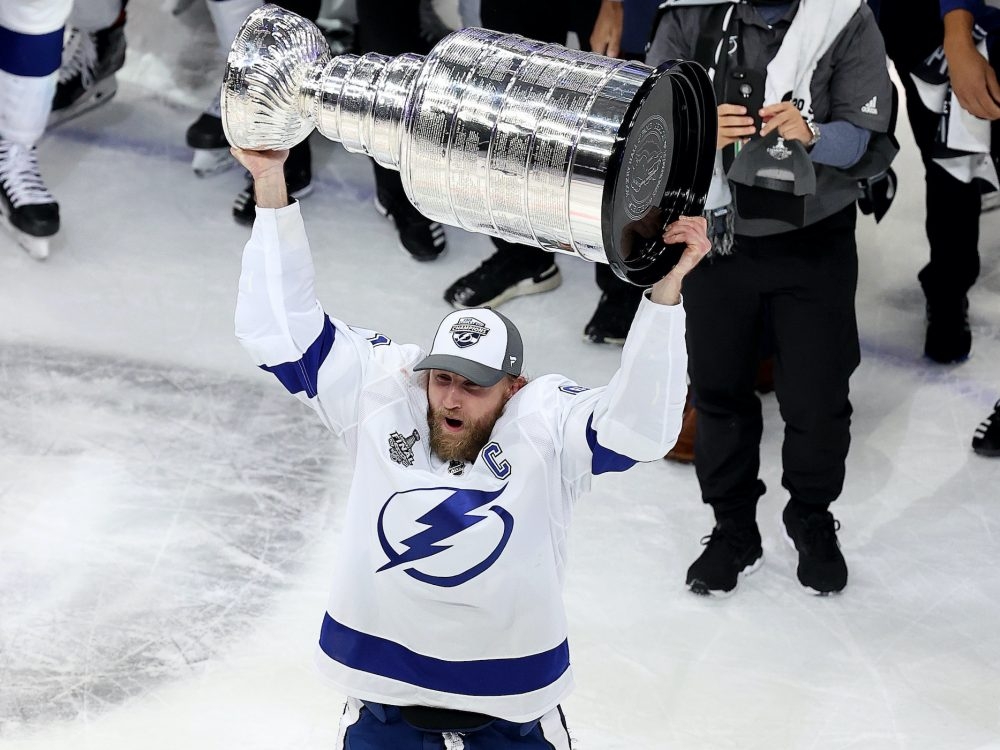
xmin=222 ymin=4 xmax=715 ymax=285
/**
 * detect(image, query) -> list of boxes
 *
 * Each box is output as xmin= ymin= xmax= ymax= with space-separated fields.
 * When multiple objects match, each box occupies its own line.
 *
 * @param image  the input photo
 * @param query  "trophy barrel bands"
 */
xmin=399 ymin=28 xmax=650 ymax=263
xmin=221 ymin=4 xmax=332 ymax=150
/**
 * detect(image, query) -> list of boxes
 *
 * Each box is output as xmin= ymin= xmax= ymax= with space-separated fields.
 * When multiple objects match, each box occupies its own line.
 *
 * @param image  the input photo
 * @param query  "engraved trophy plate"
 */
xmin=222 ymin=4 xmax=716 ymax=285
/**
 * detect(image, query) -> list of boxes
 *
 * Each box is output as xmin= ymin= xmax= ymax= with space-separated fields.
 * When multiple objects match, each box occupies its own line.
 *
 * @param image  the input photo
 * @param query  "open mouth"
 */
xmin=444 ymin=416 xmax=464 ymax=432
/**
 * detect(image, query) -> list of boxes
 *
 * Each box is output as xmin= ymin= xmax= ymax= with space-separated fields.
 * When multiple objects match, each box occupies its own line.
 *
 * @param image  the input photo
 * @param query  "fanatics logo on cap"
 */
xmin=450 ymin=317 xmax=490 ymax=348
xmin=861 ymin=96 xmax=878 ymax=115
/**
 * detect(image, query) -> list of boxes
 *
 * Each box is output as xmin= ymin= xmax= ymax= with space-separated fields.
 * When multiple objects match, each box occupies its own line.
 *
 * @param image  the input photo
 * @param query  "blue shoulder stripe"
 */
xmin=0 ymin=26 xmax=63 ymax=77
xmin=260 ymin=314 xmax=335 ymax=398
xmin=586 ymin=414 xmax=638 ymax=475
xmin=319 ymin=613 xmax=570 ymax=696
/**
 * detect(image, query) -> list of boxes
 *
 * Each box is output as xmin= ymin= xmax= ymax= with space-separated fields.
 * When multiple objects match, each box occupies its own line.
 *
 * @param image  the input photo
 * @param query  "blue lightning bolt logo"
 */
xmin=376 ymin=486 xmax=514 ymax=587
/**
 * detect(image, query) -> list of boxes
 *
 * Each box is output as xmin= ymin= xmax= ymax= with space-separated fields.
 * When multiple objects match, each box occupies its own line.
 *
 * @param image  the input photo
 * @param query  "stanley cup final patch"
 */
xmin=389 ymin=429 xmax=421 ymax=467
xmin=450 ymin=317 xmax=489 ymax=348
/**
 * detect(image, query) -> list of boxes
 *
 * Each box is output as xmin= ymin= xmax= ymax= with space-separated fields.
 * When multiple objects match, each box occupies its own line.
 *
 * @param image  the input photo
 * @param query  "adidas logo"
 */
xmin=861 ymin=96 xmax=878 ymax=115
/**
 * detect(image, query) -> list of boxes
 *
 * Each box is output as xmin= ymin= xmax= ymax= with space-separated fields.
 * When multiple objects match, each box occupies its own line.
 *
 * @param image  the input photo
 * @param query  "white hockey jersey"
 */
xmin=235 ymin=203 xmax=688 ymax=722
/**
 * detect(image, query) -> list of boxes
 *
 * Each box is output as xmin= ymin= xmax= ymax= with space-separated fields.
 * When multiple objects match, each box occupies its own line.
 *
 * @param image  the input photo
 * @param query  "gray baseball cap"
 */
xmin=727 ymin=130 xmax=817 ymax=226
xmin=414 ymin=307 xmax=524 ymax=387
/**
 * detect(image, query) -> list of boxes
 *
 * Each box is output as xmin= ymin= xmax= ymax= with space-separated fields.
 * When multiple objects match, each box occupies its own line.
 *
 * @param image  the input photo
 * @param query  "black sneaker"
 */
xmin=924 ymin=297 xmax=971 ymax=364
xmin=233 ymin=141 xmax=312 ymax=226
xmin=445 ymin=251 xmax=561 ymax=308
xmin=972 ymin=400 xmax=1000 ymax=457
xmin=686 ymin=520 xmax=763 ymax=597
xmin=373 ymin=194 xmax=445 ymax=261
xmin=583 ymin=293 xmax=642 ymax=345
xmin=781 ymin=503 xmax=847 ymax=595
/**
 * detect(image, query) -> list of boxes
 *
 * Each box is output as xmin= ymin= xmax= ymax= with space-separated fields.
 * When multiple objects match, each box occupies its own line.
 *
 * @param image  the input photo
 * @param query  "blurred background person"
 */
xmin=182 ymin=0 xmax=321 ymax=226
xmin=874 ymin=0 xmax=1000 ymax=363
xmin=354 ymin=0 xmax=451 ymax=261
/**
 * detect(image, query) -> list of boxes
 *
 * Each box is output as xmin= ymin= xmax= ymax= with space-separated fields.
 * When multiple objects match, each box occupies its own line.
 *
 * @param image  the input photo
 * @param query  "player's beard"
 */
xmin=427 ymin=400 xmax=507 ymax=463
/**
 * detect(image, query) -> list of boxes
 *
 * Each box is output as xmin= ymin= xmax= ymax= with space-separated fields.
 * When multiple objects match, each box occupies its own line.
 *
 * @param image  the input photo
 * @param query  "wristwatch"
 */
xmin=806 ymin=120 xmax=822 ymax=149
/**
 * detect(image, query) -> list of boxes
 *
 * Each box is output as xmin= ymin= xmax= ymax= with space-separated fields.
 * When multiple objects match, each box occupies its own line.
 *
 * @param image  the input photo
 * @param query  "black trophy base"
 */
xmin=601 ymin=59 xmax=716 ymax=287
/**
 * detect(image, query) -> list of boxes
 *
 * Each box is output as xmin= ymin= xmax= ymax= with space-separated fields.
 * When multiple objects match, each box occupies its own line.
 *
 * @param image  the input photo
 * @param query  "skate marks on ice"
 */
xmin=0 ymin=344 xmax=334 ymax=731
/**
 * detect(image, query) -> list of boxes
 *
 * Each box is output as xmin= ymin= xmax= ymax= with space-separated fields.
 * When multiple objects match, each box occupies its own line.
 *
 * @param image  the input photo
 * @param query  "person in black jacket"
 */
xmin=648 ymin=0 xmax=895 ymax=596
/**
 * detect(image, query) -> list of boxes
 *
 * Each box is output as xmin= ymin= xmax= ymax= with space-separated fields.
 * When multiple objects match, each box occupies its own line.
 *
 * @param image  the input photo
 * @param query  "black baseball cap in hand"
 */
xmin=727 ymin=130 xmax=816 ymax=226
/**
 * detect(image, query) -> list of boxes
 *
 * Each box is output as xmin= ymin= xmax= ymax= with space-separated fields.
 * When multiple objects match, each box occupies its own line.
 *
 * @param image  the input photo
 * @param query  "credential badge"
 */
xmin=389 ymin=429 xmax=420 ymax=467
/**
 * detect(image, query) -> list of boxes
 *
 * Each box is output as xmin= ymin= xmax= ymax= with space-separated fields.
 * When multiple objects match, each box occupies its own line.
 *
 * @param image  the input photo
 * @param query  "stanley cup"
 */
xmin=222 ymin=4 xmax=716 ymax=285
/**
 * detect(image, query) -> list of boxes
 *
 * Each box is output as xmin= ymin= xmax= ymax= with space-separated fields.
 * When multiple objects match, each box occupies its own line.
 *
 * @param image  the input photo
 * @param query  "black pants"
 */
xmin=684 ymin=207 xmax=860 ymax=517
xmin=878 ymin=0 xmax=995 ymax=304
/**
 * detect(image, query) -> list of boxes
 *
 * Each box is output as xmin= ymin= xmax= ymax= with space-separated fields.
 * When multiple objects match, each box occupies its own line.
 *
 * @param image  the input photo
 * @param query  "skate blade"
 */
xmin=191 ymin=148 xmax=235 ymax=177
xmin=0 ymin=215 xmax=51 ymax=261
xmin=47 ymin=77 xmax=118 ymax=130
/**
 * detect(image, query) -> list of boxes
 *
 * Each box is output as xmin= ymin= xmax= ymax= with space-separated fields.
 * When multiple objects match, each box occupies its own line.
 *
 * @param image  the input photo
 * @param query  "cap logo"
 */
xmin=450 ymin=317 xmax=490 ymax=348
xmin=766 ymin=137 xmax=792 ymax=161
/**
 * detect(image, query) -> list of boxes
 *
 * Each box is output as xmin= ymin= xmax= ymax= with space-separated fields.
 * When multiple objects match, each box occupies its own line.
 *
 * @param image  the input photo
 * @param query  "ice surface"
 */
xmin=1 ymin=3 xmax=999 ymax=749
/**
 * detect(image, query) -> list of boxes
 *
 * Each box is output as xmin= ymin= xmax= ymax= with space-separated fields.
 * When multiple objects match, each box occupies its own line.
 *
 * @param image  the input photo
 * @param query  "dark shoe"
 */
xmin=924 ymin=297 xmax=971 ymax=364
xmin=583 ymin=292 xmax=642 ymax=345
xmin=373 ymin=194 xmax=445 ymax=261
xmin=233 ymin=140 xmax=312 ymax=226
xmin=972 ymin=400 xmax=1000 ymax=457
xmin=686 ymin=520 xmax=763 ymax=597
xmin=665 ymin=392 xmax=695 ymax=464
xmin=782 ymin=502 xmax=848 ymax=595
xmin=444 ymin=251 xmax=561 ymax=308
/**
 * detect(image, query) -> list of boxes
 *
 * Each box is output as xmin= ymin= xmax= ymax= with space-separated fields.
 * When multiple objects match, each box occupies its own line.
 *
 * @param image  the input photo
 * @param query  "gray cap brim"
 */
xmin=413 ymin=354 xmax=506 ymax=387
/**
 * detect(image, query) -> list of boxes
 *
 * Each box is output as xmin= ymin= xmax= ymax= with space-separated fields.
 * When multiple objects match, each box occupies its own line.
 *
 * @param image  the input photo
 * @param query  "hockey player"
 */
xmin=0 ymin=0 xmax=73 ymax=260
xmin=232 ymin=145 xmax=709 ymax=748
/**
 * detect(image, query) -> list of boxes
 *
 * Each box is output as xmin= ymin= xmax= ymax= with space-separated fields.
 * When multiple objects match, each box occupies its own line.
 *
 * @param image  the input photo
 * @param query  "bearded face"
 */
xmin=424 ymin=370 xmax=522 ymax=463
xmin=426 ymin=398 xmax=507 ymax=463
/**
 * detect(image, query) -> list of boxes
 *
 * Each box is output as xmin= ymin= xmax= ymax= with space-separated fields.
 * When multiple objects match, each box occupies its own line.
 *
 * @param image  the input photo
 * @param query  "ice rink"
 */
xmin=1 ymin=3 xmax=999 ymax=749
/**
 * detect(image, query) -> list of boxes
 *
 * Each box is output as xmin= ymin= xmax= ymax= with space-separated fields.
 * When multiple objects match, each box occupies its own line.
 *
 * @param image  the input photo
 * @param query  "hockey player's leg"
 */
xmin=0 ymin=0 xmax=72 ymax=259
xmin=186 ymin=0 xmax=263 ymax=177
xmin=48 ymin=0 xmax=127 ymax=129
xmin=0 ymin=138 xmax=60 ymax=259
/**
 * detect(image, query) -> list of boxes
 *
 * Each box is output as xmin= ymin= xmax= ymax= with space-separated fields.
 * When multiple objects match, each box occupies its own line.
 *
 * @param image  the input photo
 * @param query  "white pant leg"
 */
xmin=69 ymin=0 xmax=123 ymax=32
xmin=0 ymin=0 xmax=73 ymax=144
xmin=0 ymin=0 xmax=73 ymax=34
xmin=206 ymin=0 xmax=262 ymax=49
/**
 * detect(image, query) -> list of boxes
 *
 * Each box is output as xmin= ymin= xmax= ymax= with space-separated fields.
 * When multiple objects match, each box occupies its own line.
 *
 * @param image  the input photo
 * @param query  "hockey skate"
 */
xmin=48 ymin=22 xmax=127 ymax=129
xmin=0 ymin=139 xmax=59 ymax=261
xmin=186 ymin=95 xmax=234 ymax=177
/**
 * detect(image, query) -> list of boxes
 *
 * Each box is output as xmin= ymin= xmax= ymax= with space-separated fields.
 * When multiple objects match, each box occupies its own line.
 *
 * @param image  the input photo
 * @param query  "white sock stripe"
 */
xmin=538 ymin=707 xmax=573 ymax=750
xmin=334 ymin=697 xmax=363 ymax=750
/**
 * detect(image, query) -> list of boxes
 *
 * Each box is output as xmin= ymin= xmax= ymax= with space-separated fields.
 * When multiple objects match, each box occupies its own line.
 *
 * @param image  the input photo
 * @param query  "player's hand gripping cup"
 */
xmin=221 ymin=4 xmax=716 ymax=285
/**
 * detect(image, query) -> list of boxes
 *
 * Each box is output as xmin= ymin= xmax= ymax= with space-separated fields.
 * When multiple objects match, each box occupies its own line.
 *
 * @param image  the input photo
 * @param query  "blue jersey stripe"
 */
xmin=0 ymin=26 xmax=63 ymax=77
xmin=586 ymin=414 xmax=638 ymax=475
xmin=260 ymin=315 xmax=335 ymax=398
xmin=319 ymin=613 xmax=570 ymax=697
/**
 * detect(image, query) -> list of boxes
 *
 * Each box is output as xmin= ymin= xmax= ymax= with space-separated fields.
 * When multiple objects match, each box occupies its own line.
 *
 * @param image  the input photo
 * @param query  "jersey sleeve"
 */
xmin=234 ymin=203 xmax=410 ymax=436
xmin=556 ymin=293 xmax=689 ymax=494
